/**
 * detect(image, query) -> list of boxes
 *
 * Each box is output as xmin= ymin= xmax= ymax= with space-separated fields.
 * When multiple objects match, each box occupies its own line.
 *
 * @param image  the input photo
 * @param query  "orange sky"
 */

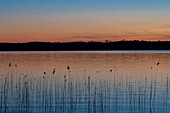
xmin=0 ymin=11 xmax=170 ymax=42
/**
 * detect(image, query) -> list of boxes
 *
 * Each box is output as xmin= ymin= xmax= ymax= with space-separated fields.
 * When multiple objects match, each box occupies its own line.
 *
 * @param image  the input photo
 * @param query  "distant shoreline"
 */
xmin=0 ymin=50 xmax=170 ymax=53
xmin=0 ymin=40 xmax=170 ymax=51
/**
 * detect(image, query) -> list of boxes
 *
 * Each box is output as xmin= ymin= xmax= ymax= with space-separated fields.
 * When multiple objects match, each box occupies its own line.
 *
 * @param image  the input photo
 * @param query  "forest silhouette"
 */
xmin=0 ymin=40 xmax=170 ymax=51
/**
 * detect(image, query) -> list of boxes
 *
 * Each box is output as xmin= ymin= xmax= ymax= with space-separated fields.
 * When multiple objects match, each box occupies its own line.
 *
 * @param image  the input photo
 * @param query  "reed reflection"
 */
xmin=0 ymin=51 xmax=170 ymax=113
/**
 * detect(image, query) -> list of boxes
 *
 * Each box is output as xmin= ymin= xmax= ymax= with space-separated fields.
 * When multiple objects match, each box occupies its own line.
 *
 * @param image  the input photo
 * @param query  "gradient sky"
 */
xmin=0 ymin=0 xmax=170 ymax=42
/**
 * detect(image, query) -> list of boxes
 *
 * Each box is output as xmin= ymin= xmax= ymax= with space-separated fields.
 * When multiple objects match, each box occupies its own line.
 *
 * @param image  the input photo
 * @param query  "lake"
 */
xmin=0 ymin=51 xmax=170 ymax=113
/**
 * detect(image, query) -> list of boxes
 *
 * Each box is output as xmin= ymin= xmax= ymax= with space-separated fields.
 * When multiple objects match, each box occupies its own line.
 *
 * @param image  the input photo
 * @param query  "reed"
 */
xmin=0 ymin=63 xmax=169 ymax=113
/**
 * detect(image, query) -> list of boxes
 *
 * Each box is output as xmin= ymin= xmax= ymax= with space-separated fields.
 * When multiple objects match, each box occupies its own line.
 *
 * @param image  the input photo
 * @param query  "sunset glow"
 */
xmin=0 ymin=0 xmax=170 ymax=42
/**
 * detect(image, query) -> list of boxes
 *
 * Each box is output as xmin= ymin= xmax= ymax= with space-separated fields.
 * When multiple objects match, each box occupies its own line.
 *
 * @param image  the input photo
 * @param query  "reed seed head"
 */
xmin=9 ymin=62 xmax=12 ymax=67
xmin=67 ymin=65 xmax=70 ymax=70
xmin=52 ymin=68 xmax=56 ymax=74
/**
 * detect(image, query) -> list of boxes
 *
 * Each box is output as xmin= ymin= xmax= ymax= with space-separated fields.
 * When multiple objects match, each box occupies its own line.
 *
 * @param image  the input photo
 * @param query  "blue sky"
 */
xmin=1 ymin=0 xmax=169 ymax=15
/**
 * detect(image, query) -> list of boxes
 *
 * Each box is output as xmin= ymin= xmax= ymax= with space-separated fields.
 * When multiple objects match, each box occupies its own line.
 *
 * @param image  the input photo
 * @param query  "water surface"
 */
xmin=0 ymin=51 xmax=170 ymax=113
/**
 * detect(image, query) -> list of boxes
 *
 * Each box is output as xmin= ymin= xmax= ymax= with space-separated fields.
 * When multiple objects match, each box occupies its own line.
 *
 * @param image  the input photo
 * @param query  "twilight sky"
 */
xmin=0 ymin=0 xmax=170 ymax=42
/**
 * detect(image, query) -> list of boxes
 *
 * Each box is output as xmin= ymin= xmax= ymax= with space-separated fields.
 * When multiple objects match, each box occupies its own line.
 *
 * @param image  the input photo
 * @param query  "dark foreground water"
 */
xmin=0 ymin=51 xmax=170 ymax=113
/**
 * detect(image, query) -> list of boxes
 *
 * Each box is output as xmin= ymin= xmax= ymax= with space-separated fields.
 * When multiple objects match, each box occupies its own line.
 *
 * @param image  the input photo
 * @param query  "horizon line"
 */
xmin=0 ymin=40 xmax=170 ymax=44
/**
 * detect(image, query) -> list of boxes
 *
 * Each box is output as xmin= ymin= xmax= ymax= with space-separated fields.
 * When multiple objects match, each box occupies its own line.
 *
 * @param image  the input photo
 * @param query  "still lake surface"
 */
xmin=0 ymin=51 xmax=170 ymax=113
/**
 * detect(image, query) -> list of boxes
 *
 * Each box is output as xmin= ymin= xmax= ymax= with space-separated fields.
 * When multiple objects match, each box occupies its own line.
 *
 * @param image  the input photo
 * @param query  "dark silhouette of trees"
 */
xmin=0 ymin=40 xmax=170 ymax=51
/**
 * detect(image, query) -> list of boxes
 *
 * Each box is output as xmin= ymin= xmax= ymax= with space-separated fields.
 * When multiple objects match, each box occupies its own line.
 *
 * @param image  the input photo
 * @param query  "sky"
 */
xmin=0 ymin=0 xmax=170 ymax=42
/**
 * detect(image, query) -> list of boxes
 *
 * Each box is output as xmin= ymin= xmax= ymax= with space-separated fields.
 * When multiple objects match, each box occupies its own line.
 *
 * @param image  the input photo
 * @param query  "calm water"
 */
xmin=0 ymin=51 xmax=170 ymax=113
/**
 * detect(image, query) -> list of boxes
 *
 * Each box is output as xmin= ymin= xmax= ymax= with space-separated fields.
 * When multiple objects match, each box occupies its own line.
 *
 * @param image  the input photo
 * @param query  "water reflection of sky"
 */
xmin=0 ymin=51 xmax=170 ymax=112
xmin=0 ymin=51 xmax=170 ymax=78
